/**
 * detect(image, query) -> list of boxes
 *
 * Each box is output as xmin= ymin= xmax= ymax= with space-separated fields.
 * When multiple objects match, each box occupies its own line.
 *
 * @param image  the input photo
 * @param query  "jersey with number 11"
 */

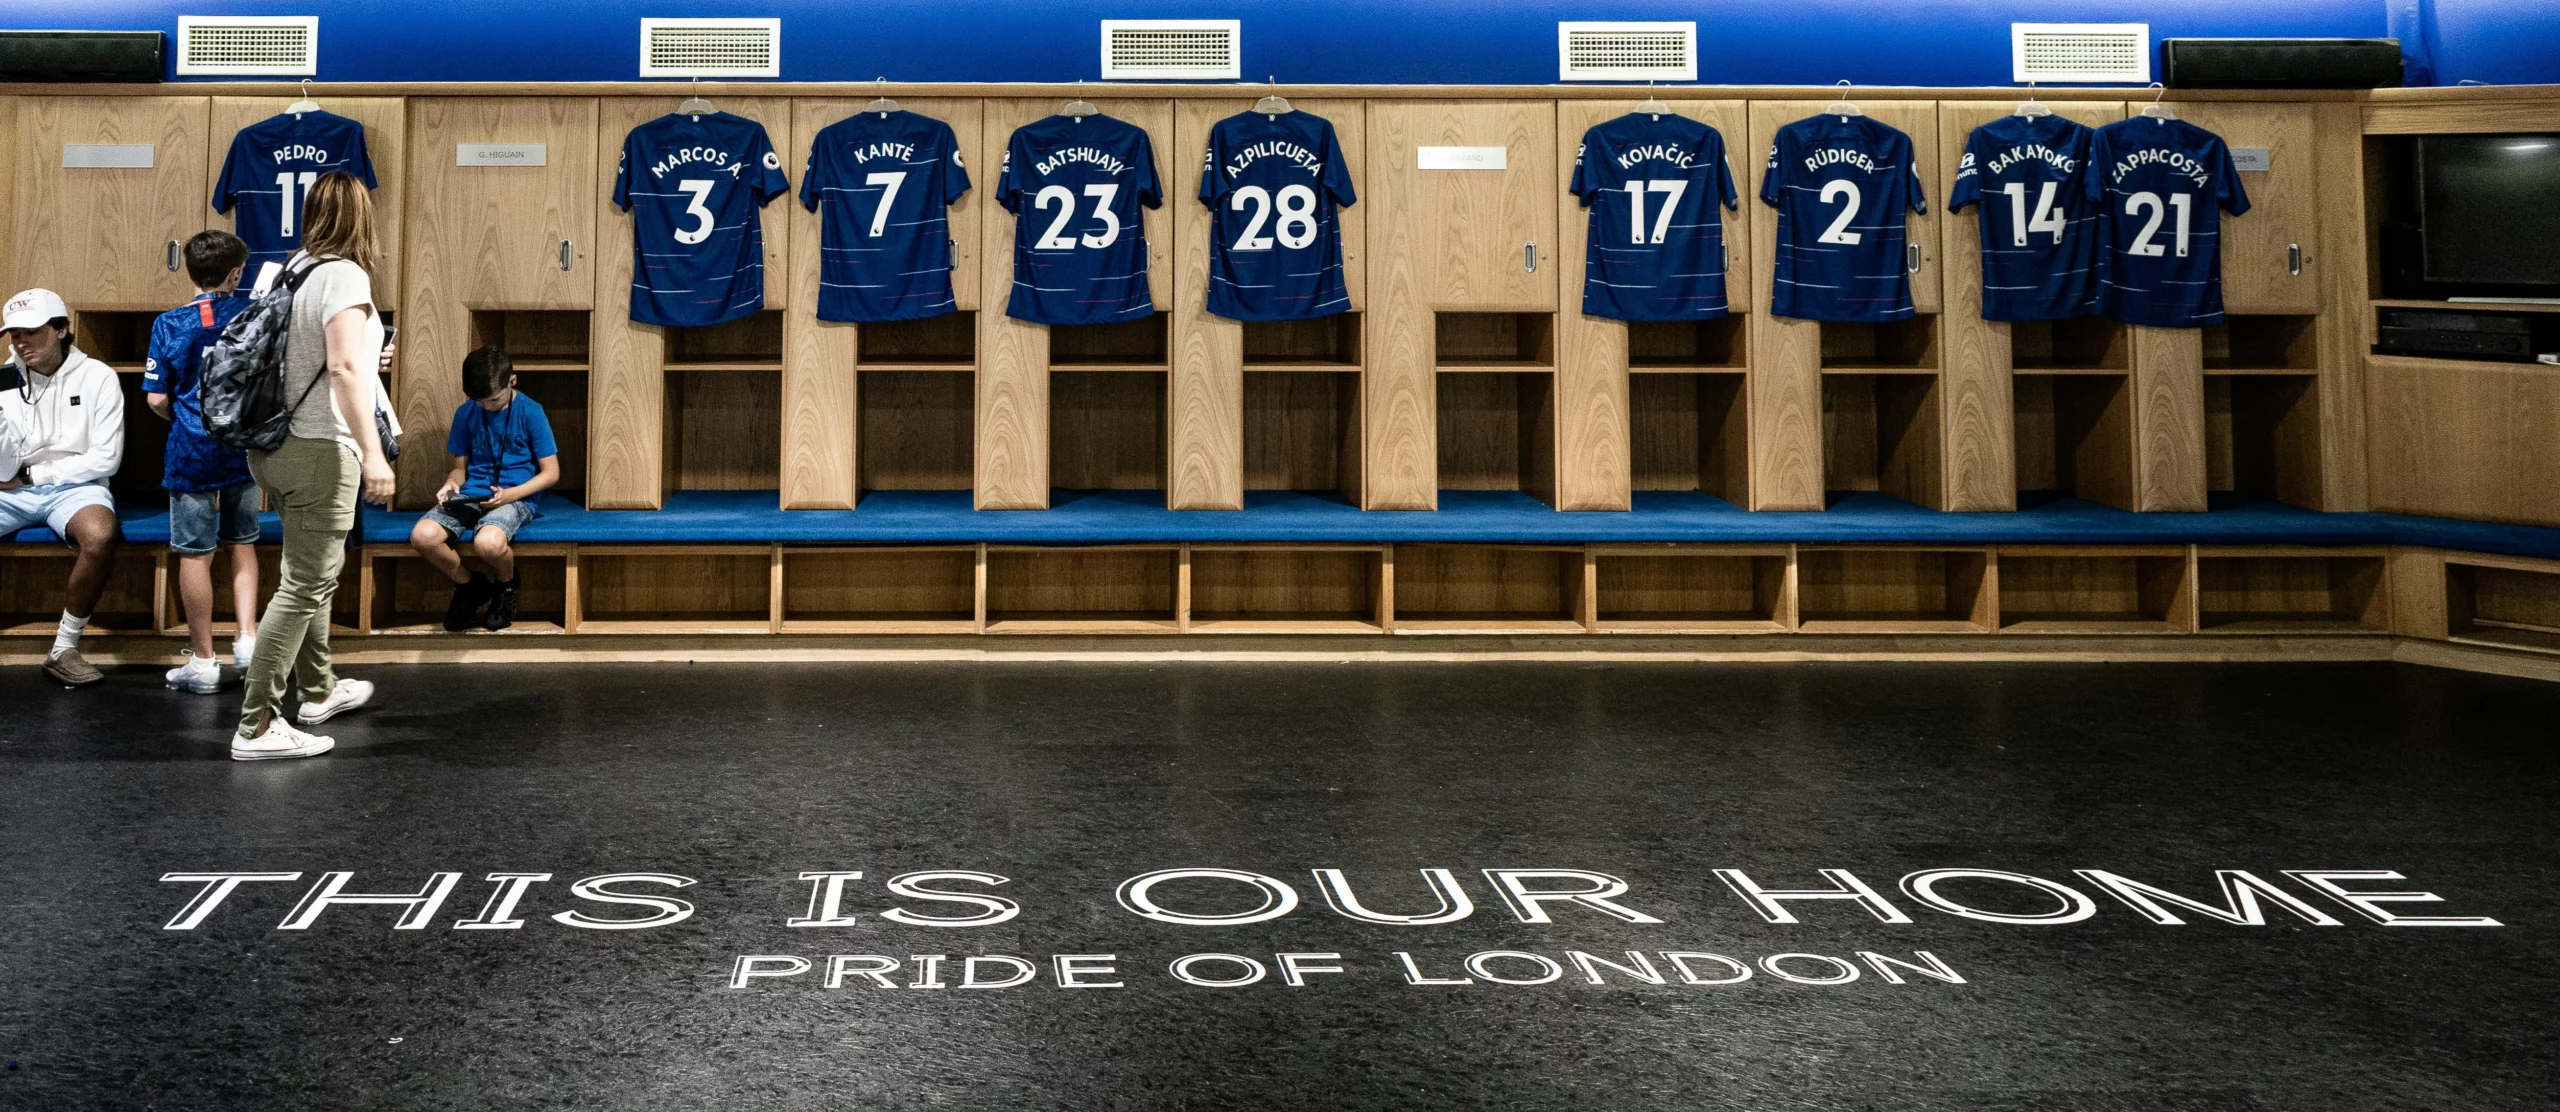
xmin=998 ymin=114 xmax=1162 ymax=326
xmin=212 ymin=111 xmax=376 ymax=281
xmin=2091 ymin=117 xmax=2250 ymax=329
xmin=1761 ymin=113 xmax=1927 ymax=322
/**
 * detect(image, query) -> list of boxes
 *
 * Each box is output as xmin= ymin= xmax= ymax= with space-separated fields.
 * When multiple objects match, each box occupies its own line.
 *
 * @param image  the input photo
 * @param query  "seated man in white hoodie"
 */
xmin=1 ymin=288 xmax=125 ymax=687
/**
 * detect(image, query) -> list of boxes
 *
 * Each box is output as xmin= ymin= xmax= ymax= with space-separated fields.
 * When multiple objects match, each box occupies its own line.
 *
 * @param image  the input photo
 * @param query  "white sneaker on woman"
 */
xmin=232 ymin=718 xmax=335 ymax=761
xmin=296 ymin=678 xmax=375 ymax=726
xmin=164 ymin=651 xmax=223 ymax=694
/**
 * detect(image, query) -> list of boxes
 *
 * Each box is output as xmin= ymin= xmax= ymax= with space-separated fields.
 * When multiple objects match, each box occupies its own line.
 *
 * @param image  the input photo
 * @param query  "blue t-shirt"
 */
xmin=613 ymin=112 xmax=792 ymax=328
xmin=997 ymin=114 xmax=1163 ymax=326
xmin=212 ymin=111 xmax=377 ymax=282
xmin=1570 ymin=112 xmax=1741 ymax=321
xmin=1760 ymin=113 xmax=1928 ymax=323
xmin=142 ymin=293 xmax=253 ymax=493
xmin=2091 ymin=117 xmax=2252 ymax=329
xmin=445 ymin=393 xmax=559 ymax=501
xmin=1198 ymin=109 xmax=1357 ymax=322
xmin=800 ymin=110 xmax=972 ymax=323
xmin=1948 ymin=114 xmax=2102 ymax=322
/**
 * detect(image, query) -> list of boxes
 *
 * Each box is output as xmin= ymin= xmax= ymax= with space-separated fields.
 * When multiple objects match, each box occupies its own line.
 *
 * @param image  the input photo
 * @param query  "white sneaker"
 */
xmin=163 ymin=651 xmax=223 ymax=694
xmin=232 ymin=634 xmax=257 ymax=667
xmin=296 ymin=677 xmax=375 ymax=726
xmin=231 ymin=718 xmax=335 ymax=761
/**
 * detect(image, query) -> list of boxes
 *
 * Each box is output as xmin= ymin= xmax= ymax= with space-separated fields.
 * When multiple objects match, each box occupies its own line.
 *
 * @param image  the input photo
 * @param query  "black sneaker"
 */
xmin=484 ymin=575 xmax=521 ymax=631
xmin=444 ymin=572 xmax=493 ymax=632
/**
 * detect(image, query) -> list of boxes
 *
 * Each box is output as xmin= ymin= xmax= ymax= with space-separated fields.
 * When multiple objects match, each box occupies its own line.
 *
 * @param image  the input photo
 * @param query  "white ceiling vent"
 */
xmin=639 ymin=18 xmax=781 ymax=79
xmin=1558 ymin=22 xmax=1697 ymax=82
xmin=175 ymin=16 xmax=318 ymax=76
xmin=1100 ymin=20 xmax=1241 ymax=80
xmin=2012 ymin=23 xmax=2152 ymax=84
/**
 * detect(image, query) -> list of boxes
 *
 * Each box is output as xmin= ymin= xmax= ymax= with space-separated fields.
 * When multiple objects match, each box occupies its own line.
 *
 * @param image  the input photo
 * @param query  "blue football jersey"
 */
xmin=1948 ymin=115 xmax=2101 ymax=322
xmin=1198 ymin=109 xmax=1357 ymax=322
xmin=211 ymin=111 xmax=376 ymax=281
xmin=2091 ymin=117 xmax=2251 ymax=329
xmin=142 ymin=293 xmax=253 ymax=493
xmin=1570 ymin=112 xmax=1741 ymax=321
xmin=1760 ymin=113 xmax=1927 ymax=323
xmin=997 ymin=114 xmax=1163 ymax=326
xmin=613 ymin=112 xmax=792 ymax=328
xmin=800 ymin=110 xmax=972 ymax=323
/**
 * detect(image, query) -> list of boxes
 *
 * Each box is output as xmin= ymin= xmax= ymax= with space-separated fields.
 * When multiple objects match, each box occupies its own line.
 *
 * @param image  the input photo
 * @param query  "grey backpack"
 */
xmin=200 ymin=258 xmax=325 ymax=452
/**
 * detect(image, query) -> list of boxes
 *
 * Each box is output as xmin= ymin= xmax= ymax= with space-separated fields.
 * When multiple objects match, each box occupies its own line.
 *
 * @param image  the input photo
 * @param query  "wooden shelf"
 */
xmin=508 ymin=356 xmax=590 ymax=373
xmin=781 ymin=618 xmax=979 ymax=635
xmin=2446 ymin=555 xmax=2560 ymax=655
xmin=1393 ymin=618 xmax=1587 ymax=635
xmin=1797 ymin=618 xmax=1988 ymax=634
xmin=855 ymin=361 xmax=976 ymax=372
xmin=1595 ymin=618 xmax=1788 ymax=634
xmin=1436 ymin=362 xmax=1556 ymax=373
xmin=1819 ymin=365 xmax=1940 ymax=375
xmin=2372 ymin=298 xmax=2560 ymax=315
xmin=1189 ymin=617 xmax=1385 ymax=635
xmin=1245 ymin=361 xmax=1362 ymax=372
xmin=2196 ymin=550 xmax=2387 ymax=633
xmin=986 ymin=617 xmax=1183 ymax=635
xmin=1052 ymin=363 xmax=1169 ymax=373
xmin=665 ymin=360 xmax=783 ymax=373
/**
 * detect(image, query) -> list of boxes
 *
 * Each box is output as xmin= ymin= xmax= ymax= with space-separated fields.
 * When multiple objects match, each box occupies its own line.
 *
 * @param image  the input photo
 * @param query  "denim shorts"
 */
xmin=0 ymin=481 xmax=115 ymax=546
xmin=420 ymin=499 xmax=539 ymax=543
xmin=168 ymin=482 xmax=262 ymax=556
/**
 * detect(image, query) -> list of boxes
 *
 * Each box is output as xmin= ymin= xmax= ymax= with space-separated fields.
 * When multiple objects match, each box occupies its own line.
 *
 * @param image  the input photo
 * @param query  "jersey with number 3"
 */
xmin=1571 ymin=112 xmax=1740 ymax=321
xmin=2091 ymin=118 xmax=2250 ymax=328
xmin=613 ymin=112 xmax=791 ymax=328
xmin=1761 ymin=114 xmax=1927 ymax=322
xmin=212 ymin=111 xmax=376 ymax=281
xmin=800 ymin=111 xmax=972 ymax=322
xmin=1199 ymin=110 xmax=1357 ymax=322
xmin=1948 ymin=115 xmax=2100 ymax=322
xmin=998 ymin=114 xmax=1162 ymax=326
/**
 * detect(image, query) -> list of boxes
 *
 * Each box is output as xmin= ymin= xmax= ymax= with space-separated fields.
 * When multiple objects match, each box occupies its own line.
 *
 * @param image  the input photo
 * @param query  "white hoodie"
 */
xmin=0 ymin=345 xmax=123 ymax=488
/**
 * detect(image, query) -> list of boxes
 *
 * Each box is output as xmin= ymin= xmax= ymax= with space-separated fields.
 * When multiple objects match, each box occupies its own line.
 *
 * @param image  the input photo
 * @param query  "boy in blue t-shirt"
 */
xmin=407 ymin=346 xmax=559 ymax=631
xmin=143 ymin=230 xmax=260 ymax=694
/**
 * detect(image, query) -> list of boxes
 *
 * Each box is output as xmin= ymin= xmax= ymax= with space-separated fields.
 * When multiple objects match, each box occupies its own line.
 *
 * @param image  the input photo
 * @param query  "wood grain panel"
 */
xmin=2309 ymin=102 xmax=2367 ymax=512
xmin=2362 ymin=99 xmax=2560 ymax=135
xmin=2175 ymin=103 xmax=2319 ymax=315
xmin=0 ymin=98 xmax=16 ymax=296
xmin=973 ymin=99 xmax=1051 ymax=508
xmin=210 ymin=97 xmax=409 ymax=306
xmin=14 ymin=96 xmax=210 ymax=311
xmin=2367 ymin=356 xmax=2560 ymax=528
xmin=1742 ymin=102 xmax=1823 ymax=510
xmin=2130 ymin=325 xmax=2207 ymax=511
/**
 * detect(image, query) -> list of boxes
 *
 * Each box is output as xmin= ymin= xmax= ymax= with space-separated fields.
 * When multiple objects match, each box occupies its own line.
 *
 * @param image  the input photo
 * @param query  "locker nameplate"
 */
xmin=1417 ymin=146 xmax=1508 ymax=171
xmin=2232 ymin=147 xmax=2270 ymax=172
xmin=61 ymin=144 xmax=153 ymax=169
xmin=457 ymin=143 xmax=549 ymax=167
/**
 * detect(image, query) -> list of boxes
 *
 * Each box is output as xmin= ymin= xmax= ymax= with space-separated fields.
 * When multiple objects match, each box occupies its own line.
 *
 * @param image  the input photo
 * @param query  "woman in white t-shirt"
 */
xmin=232 ymin=171 xmax=397 ymax=761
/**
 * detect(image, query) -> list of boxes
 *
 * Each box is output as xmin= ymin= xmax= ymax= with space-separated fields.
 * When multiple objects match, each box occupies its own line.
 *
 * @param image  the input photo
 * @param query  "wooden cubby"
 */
xmin=1050 ymin=371 xmax=1167 ymax=492
xmin=2011 ymin=317 xmax=2129 ymax=372
xmin=1996 ymin=547 xmax=2192 ymax=633
xmin=859 ymin=371 xmax=974 ymax=493
xmin=0 ymin=548 xmax=159 ymax=634
xmin=576 ymin=546 xmax=774 ymax=633
xmin=1435 ymin=312 xmax=1555 ymax=369
xmin=1629 ymin=373 xmax=1747 ymax=502
xmin=1187 ymin=545 xmax=1385 ymax=633
xmin=1050 ymin=313 xmax=1169 ymax=368
xmin=109 ymin=367 xmax=169 ymax=510
xmin=1436 ymin=372 xmax=1556 ymax=504
xmin=360 ymin=546 xmax=571 ymax=634
xmin=1243 ymin=313 xmax=1361 ymax=368
xmin=1797 ymin=547 xmax=1995 ymax=632
xmin=1390 ymin=545 xmax=1585 ymax=633
xmin=2013 ymin=373 xmax=2133 ymax=508
xmin=2205 ymin=375 xmax=2323 ymax=508
xmin=1628 ymin=317 xmax=1746 ymax=370
xmin=68 ymin=310 xmax=155 ymax=366
xmin=2203 ymin=315 xmax=2318 ymax=374
xmin=663 ymin=311 xmax=784 ymax=492
xmin=1822 ymin=374 xmax=1942 ymax=507
xmin=1592 ymin=545 xmax=1791 ymax=632
xmin=1819 ymin=316 xmax=1938 ymax=372
xmin=511 ymin=369 xmax=590 ymax=504
xmin=779 ymin=546 xmax=979 ymax=633
xmin=470 ymin=310 xmax=591 ymax=371
xmin=984 ymin=546 xmax=1179 ymax=632
xmin=2445 ymin=555 xmax=2560 ymax=655
xmin=667 ymin=310 xmax=785 ymax=371
xmin=1243 ymin=371 xmax=1361 ymax=496
xmin=2195 ymin=548 xmax=2388 ymax=633
xmin=858 ymin=312 xmax=976 ymax=368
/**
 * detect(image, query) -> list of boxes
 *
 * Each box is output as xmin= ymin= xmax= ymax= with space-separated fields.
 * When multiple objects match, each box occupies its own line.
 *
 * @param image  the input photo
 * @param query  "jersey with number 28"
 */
xmin=613 ymin=112 xmax=791 ymax=328
xmin=1198 ymin=109 xmax=1357 ymax=322
xmin=800 ymin=110 xmax=972 ymax=323
xmin=212 ymin=110 xmax=376 ymax=282
xmin=1570 ymin=112 xmax=1741 ymax=321
xmin=2091 ymin=117 xmax=2250 ymax=329
xmin=997 ymin=114 xmax=1163 ymax=326
xmin=1760 ymin=113 xmax=1927 ymax=322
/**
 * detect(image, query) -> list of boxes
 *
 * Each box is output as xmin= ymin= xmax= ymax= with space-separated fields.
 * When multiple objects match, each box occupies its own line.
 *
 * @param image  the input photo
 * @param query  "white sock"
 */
xmin=51 ymin=611 xmax=89 ymax=658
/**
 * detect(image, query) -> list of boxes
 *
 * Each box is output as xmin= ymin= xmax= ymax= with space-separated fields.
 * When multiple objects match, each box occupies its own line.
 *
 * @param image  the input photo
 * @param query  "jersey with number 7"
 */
xmin=1761 ymin=113 xmax=1927 ymax=322
xmin=998 ymin=114 xmax=1163 ymax=326
xmin=1948 ymin=114 xmax=2100 ymax=322
xmin=2091 ymin=117 xmax=2251 ymax=329
xmin=801 ymin=110 xmax=972 ymax=323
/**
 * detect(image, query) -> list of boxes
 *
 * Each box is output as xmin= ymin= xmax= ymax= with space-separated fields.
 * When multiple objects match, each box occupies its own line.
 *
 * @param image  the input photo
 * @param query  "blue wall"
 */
xmin=8 ymin=0 xmax=2553 ymax=87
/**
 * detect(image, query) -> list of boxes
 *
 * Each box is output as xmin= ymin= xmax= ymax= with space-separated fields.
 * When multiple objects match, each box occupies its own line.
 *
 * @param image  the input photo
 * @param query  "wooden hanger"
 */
xmin=678 ymin=77 xmax=715 ymax=119
xmin=863 ymin=78 xmax=900 ymax=118
xmin=1254 ymin=77 xmax=1291 ymax=116
xmin=1059 ymin=80 xmax=1098 ymax=120
xmin=1824 ymin=80 xmax=1864 ymax=119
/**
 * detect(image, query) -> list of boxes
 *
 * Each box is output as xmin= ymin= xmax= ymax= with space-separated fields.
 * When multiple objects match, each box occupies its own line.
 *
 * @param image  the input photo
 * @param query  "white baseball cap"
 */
xmin=2 ymin=289 xmax=68 ymax=333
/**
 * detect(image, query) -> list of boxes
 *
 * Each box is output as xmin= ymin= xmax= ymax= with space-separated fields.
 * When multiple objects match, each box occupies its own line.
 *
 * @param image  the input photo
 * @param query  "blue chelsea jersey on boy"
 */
xmin=613 ymin=112 xmax=792 ymax=328
xmin=2091 ymin=117 xmax=2251 ymax=329
xmin=800 ymin=110 xmax=972 ymax=323
xmin=1198 ymin=110 xmax=1357 ymax=322
xmin=1948 ymin=115 xmax=2102 ymax=322
xmin=141 ymin=293 xmax=253 ymax=493
xmin=1570 ymin=112 xmax=1741 ymax=321
xmin=997 ymin=114 xmax=1162 ymax=326
xmin=212 ymin=111 xmax=377 ymax=281
xmin=1760 ymin=113 xmax=1927 ymax=322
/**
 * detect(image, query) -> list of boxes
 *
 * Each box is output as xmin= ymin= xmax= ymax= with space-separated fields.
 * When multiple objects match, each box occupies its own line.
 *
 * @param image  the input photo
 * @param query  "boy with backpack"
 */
xmin=143 ymin=231 xmax=261 ymax=693
xmin=407 ymin=346 xmax=557 ymax=630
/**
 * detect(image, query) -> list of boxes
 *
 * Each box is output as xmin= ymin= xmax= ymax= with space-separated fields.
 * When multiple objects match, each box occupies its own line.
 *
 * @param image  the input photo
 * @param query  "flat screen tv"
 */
xmin=2416 ymin=133 xmax=2560 ymax=296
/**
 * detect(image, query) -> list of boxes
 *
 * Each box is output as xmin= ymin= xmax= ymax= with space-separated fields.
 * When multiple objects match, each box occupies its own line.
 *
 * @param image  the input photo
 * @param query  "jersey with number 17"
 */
xmin=1570 ymin=112 xmax=1740 ymax=321
xmin=2091 ymin=117 xmax=2250 ymax=329
xmin=212 ymin=111 xmax=376 ymax=281
xmin=997 ymin=114 xmax=1162 ymax=326
xmin=1760 ymin=113 xmax=1927 ymax=322
xmin=613 ymin=112 xmax=791 ymax=328
xmin=1199 ymin=110 xmax=1357 ymax=322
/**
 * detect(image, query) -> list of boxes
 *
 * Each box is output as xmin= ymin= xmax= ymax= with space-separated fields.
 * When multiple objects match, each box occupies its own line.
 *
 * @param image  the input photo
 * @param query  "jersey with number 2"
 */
xmin=1761 ymin=113 xmax=1926 ymax=322
xmin=212 ymin=111 xmax=376 ymax=282
xmin=2091 ymin=117 xmax=2250 ymax=328
xmin=613 ymin=112 xmax=791 ymax=328
xmin=998 ymin=114 xmax=1162 ymax=326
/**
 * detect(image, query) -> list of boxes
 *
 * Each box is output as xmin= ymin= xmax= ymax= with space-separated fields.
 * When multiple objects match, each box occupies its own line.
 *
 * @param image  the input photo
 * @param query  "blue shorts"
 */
xmin=168 ymin=482 xmax=262 ymax=556
xmin=0 ymin=481 xmax=115 ymax=546
xmin=420 ymin=500 xmax=539 ymax=544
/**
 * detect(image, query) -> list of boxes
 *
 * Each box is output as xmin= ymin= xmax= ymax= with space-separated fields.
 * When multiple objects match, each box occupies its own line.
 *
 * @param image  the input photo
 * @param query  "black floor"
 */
xmin=2 ymin=661 xmax=2555 ymax=1110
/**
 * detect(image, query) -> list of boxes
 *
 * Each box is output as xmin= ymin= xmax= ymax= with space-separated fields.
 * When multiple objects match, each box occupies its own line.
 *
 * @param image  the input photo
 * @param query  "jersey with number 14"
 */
xmin=1948 ymin=114 xmax=2100 ymax=321
xmin=998 ymin=114 xmax=1163 ymax=326
xmin=2091 ymin=117 xmax=2250 ymax=329
xmin=800 ymin=110 xmax=972 ymax=323
xmin=1761 ymin=113 xmax=1927 ymax=322
xmin=1199 ymin=110 xmax=1357 ymax=322
xmin=212 ymin=111 xmax=376 ymax=281
xmin=613 ymin=112 xmax=791 ymax=328
xmin=1570 ymin=112 xmax=1740 ymax=321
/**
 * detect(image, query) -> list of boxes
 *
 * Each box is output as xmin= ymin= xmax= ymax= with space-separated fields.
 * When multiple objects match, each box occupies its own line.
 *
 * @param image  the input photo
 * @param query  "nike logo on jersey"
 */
xmin=2109 ymin=147 xmax=2211 ymax=188
xmin=1036 ymin=146 xmax=1130 ymax=176
xmin=1222 ymin=139 xmax=1323 ymax=178
xmin=271 ymin=143 xmax=332 ymax=164
xmin=1803 ymin=147 xmax=1883 ymax=174
xmin=1615 ymin=143 xmax=1698 ymax=171
xmin=649 ymin=145 xmax=748 ymax=180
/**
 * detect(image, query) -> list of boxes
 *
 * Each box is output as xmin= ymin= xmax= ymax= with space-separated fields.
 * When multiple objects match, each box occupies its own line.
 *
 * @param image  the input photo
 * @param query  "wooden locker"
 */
xmin=2172 ymin=103 xmax=2320 ymax=314
xmin=209 ymin=97 xmax=408 ymax=307
xmin=12 ymin=96 xmax=211 ymax=311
